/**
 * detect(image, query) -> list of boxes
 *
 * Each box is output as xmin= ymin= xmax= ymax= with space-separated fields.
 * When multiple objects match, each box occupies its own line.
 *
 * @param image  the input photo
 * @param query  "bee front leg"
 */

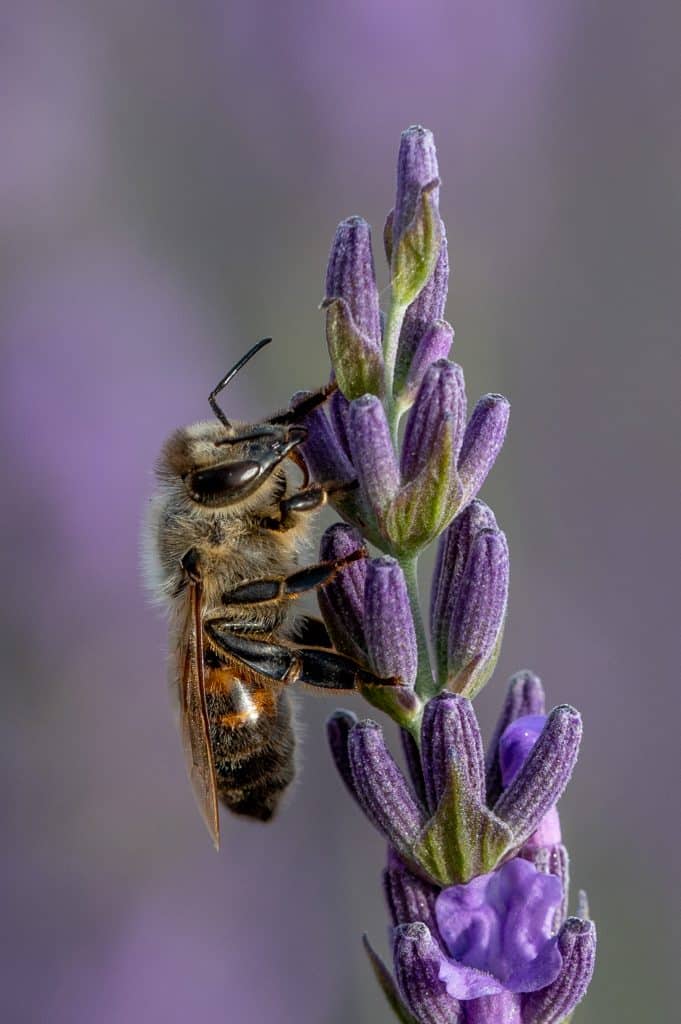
xmin=262 ymin=479 xmax=358 ymax=532
xmin=203 ymin=622 xmax=397 ymax=693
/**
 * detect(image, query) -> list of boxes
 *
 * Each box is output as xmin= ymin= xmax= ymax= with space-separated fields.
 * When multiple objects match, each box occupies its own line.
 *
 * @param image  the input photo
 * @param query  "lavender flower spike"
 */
xmin=324 ymin=216 xmax=383 ymax=399
xmin=522 ymin=917 xmax=597 ymax=1024
xmin=446 ymin=527 xmax=509 ymax=698
xmin=365 ymin=557 xmax=418 ymax=687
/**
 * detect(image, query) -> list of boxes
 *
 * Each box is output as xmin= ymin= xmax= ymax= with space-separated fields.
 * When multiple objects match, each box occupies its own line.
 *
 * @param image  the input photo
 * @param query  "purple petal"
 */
xmin=329 ymin=389 xmax=353 ymax=459
xmin=458 ymin=394 xmax=510 ymax=501
xmin=348 ymin=394 xmax=400 ymax=517
xmin=430 ymin=501 xmax=498 ymax=685
xmin=384 ymin=847 xmax=441 ymax=936
xmin=435 ymin=860 xmax=563 ymax=997
xmin=393 ymin=125 xmax=440 ymax=243
xmin=493 ymin=706 xmax=582 ymax=847
xmin=348 ymin=721 xmax=426 ymax=855
xmin=521 ymin=843 xmax=570 ymax=930
xmin=364 ymin=557 xmax=417 ymax=686
xmin=420 ymin=693 xmax=485 ymax=815
xmin=325 ymin=215 xmax=381 ymax=346
xmin=318 ymin=523 xmax=367 ymax=661
xmin=485 ymin=671 xmax=546 ymax=806
xmin=401 ymin=360 xmax=466 ymax=482
xmin=521 ymin=918 xmax=596 ymax=1024
xmin=499 ymin=715 xmax=547 ymax=786
xmin=394 ymin=923 xmax=464 ymax=1024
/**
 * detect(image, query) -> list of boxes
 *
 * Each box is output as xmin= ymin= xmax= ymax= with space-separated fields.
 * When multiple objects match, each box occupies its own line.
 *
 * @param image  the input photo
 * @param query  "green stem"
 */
xmin=382 ymin=296 xmax=407 ymax=438
xmin=400 ymin=555 xmax=437 ymax=703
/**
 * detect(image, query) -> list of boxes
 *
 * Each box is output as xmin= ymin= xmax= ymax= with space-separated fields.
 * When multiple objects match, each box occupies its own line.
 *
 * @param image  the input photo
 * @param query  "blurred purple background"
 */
xmin=1 ymin=2 xmax=678 ymax=1021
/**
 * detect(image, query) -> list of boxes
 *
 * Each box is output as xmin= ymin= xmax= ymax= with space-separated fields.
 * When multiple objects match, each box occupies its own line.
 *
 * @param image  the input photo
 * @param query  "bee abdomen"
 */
xmin=207 ymin=689 xmax=296 ymax=823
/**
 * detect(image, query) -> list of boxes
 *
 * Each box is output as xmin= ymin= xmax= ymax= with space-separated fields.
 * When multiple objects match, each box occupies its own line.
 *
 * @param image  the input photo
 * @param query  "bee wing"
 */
xmin=175 ymin=580 xmax=220 ymax=849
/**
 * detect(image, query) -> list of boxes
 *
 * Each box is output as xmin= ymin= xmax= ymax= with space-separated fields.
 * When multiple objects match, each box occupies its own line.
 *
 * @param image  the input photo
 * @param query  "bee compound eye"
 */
xmin=188 ymin=460 xmax=262 ymax=504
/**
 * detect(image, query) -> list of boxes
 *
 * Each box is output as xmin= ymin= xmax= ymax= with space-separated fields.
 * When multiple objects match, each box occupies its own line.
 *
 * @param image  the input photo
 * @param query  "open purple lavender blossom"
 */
xmin=304 ymin=126 xmax=595 ymax=1022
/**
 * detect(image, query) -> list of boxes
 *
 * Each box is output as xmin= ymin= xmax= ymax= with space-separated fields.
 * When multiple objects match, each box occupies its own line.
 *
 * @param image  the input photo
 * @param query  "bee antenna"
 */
xmin=208 ymin=337 xmax=273 ymax=428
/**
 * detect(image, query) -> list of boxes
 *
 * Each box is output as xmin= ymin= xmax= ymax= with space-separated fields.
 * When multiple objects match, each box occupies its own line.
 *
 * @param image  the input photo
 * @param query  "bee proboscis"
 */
xmin=144 ymin=338 xmax=387 ymax=848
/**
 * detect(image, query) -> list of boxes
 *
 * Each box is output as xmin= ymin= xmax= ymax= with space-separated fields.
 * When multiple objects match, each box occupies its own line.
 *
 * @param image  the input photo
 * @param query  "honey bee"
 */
xmin=145 ymin=338 xmax=386 ymax=848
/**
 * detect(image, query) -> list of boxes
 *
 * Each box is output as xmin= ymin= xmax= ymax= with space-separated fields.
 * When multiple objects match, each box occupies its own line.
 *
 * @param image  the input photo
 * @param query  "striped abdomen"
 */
xmin=205 ymin=665 xmax=295 ymax=822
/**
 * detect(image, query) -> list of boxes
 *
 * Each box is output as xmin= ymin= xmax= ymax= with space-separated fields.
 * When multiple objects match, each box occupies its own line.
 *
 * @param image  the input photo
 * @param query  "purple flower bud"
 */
xmin=430 ymin=501 xmax=499 ymax=686
xmin=301 ymin=401 xmax=355 ymax=485
xmin=499 ymin=715 xmax=562 ymax=848
xmin=390 ymin=127 xmax=443 ymax=307
xmin=326 ymin=709 xmax=358 ymax=799
xmin=329 ymin=388 xmax=352 ymax=459
xmin=401 ymin=728 xmax=428 ymax=807
xmin=393 ymin=126 xmax=440 ymax=244
xmin=348 ymin=394 xmax=400 ymax=519
xmin=325 ymin=216 xmax=381 ymax=345
xmin=458 ymin=394 xmax=510 ymax=502
xmin=420 ymin=693 xmax=485 ymax=815
xmin=393 ymin=923 xmax=464 ymax=1024
xmin=493 ymin=706 xmax=582 ymax=848
xmin=521 ymin=843 xmax=570 ymax=930
xmin=435 ymin=859 xmax=563 ymax=999
xmin=396 ymin=240 xmax=450 ymax=393
xmin=522 ymin=918 xmax=597 ymax=1024
xmin=318 ymin=523 xmax=367 ymax=661
xmin=446 ymin=528 xmax=509 ymax=697
xmin=401 ymin=360 xmax=467 ymax=483
xmin=348 ymin=721 xmax=426 ymax=858
xmin=365 ymin=557 xmax=417 ymax=686
xmin=485 ymin=670 xmax=546 ymax=806
xmin=384 ymin=847 xmax=441 ymax=938
xmin=401 ymin=319 xmax=454 ymax=406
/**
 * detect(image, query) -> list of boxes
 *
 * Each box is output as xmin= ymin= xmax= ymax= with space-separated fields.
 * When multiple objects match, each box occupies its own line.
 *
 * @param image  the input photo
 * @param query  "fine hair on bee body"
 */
xmin=144 ymin=338 xmax=390 ymax=849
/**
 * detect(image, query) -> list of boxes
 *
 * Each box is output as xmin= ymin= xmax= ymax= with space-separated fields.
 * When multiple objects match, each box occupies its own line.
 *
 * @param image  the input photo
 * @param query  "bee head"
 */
xmin=159 ymin=421 xmax=307 ymax=510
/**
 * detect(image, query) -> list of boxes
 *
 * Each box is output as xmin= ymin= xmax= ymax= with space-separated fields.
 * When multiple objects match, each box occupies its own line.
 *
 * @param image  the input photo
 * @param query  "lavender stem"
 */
xmin=383 ymin=298 xmax=409 ymax=436
xmin=400 ymin=555 xmax=436 ymax=703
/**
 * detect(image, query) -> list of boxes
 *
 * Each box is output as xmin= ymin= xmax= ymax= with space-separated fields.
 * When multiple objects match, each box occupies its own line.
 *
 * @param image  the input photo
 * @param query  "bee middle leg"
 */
xmin=220 ymin=547 xmax=367 ymax=608
xmin=204 ymin=621 xmax=397 ymax=692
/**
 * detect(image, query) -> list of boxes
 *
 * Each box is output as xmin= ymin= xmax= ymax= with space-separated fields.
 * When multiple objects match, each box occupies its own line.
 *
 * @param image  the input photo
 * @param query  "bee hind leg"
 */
xmin=203 ymin=622 xmax=397 ymax=693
